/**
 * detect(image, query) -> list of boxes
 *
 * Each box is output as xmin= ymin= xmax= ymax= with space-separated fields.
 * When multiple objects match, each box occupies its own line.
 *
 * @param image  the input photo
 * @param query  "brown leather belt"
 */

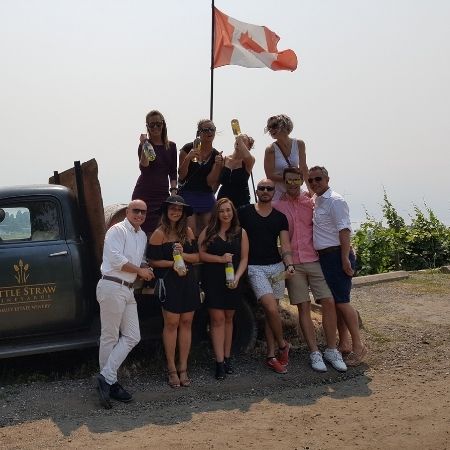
xmin=101 ymin=275 xmax=134 ymax=288
xmin=317 ymin=245 xmax=341 ymax=256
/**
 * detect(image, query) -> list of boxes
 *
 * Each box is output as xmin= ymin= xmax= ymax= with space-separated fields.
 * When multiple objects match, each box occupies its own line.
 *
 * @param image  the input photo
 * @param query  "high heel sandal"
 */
xmin=167 ymin=370 xmax=180 ymax=388
xmin=178 ymin=369 xmax=191 ymax=387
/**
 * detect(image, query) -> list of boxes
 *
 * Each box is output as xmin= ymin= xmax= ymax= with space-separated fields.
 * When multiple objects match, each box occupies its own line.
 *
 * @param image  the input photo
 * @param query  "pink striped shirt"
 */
xmin=273 ymin=193 xmax=318 ymax=264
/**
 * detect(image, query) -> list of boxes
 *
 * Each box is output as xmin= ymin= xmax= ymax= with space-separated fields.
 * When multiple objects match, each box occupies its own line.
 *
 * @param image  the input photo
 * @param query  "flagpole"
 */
xmin=210 ymin=0 xmax=215 ymax=120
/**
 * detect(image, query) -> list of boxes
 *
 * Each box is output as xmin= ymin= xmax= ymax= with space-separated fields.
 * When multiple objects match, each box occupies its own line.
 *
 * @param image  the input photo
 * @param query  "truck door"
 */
xmin=0 ymin=198 xmax=81 ymax=339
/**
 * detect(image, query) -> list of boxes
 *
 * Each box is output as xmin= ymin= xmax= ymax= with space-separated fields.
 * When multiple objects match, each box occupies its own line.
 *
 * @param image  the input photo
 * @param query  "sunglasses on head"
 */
xmin=147 ymin=122 xmax=163 ymax=129
xmin=131 ymin=208 xmax=147 ymax=215
xmin=257 ymin=185 xmax=275 ymax=192
xmin=199 ymin=127 xmax=216 ymax=133
xmin=285 ymin=178 xmax=303 ymax=185
xmin=307 ymin=176 xmax=323 ymax=184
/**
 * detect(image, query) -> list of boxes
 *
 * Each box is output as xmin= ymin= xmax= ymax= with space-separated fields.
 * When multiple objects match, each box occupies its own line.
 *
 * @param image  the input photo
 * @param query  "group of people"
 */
xmin=94 ymin=111 xmax=367 ymax=409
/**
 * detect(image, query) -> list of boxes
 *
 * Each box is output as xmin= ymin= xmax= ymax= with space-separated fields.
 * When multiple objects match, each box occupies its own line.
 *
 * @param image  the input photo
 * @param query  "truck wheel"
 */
xmin=192 ymin=299 xmax=257 ymax=354
xmin=231 ymin=299 xmax=258 ymax=353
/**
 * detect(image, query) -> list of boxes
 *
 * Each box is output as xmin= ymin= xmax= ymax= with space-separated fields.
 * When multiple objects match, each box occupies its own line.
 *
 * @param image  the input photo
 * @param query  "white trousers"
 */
xmin=96 ymin=279 xmax=141 ymax=385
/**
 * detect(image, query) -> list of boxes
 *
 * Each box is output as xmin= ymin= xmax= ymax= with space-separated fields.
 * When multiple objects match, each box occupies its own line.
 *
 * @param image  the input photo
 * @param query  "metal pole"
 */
xmin=209 ymin=0 xmax=215 ymax=120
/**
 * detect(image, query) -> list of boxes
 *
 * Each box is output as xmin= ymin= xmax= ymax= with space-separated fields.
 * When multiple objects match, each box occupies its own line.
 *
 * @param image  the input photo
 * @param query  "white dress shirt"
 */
xmin=100 ymin=218 xmax=147 ymax=283
xmin=313 ymin=188 xmax=352 ymax=250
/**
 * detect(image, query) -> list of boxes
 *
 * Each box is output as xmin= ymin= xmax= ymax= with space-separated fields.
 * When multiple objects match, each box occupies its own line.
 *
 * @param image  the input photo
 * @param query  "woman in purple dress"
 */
xmin=132 ymin=110 xmax=178 ymax=235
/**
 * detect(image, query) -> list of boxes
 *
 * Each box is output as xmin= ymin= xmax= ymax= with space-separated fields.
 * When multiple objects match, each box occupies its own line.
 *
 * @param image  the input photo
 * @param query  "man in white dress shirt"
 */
xmin=96 ymin=199 xmax=154 ymax=408
xmin=308 ymin=166 xmax=367 ymax=367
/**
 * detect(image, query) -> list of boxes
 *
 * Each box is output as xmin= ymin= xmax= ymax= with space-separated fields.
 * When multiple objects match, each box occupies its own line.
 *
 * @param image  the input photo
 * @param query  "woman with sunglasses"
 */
xmin=178 ymin=119 xmax=223 ymax=237
xmin=132 ymin=110 xmax=178 ymax=235
xmin=263 ymin=114 xmax=308 ymax=200
xmin=217 ymin=134 xmax=256 ymax=209
xmin=198 ymin=198 xmax=249 ymax=380
xmin=148 ymin=195 xmax=201 ymax=388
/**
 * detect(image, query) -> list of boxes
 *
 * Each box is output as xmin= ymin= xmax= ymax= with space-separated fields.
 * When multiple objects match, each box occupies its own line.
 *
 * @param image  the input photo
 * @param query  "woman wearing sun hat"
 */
xmin=148 ymin=195 xmax=200 ymax=388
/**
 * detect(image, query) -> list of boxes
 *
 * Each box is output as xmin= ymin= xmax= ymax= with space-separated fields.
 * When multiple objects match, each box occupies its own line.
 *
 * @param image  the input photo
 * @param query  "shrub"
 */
xmin=352 ymin=193 xmax=450 ymax=275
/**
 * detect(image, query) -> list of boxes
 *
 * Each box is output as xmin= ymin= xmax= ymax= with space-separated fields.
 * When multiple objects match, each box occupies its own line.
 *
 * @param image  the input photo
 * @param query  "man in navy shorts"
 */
xmin=309 ymin=166 xmax=367 ymax=366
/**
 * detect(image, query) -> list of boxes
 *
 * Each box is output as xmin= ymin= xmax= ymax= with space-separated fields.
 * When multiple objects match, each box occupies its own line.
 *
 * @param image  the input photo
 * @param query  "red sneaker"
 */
xmin=276 ymin=342 xmax=291 ymax=366
xmin=266 ymin=357 xmax=288 ymax=374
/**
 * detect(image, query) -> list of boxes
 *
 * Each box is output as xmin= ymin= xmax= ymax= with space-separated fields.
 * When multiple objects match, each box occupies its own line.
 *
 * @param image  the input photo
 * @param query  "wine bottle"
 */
xmin=172 ymin=244 xmax=187 ymax=276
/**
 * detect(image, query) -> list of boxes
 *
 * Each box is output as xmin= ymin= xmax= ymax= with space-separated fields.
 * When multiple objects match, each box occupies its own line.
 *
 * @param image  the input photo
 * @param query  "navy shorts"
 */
xmin=318 ymin=250 xmax=356 ymax=303
xmin=179 ymin=190 xmax=216 ymax=214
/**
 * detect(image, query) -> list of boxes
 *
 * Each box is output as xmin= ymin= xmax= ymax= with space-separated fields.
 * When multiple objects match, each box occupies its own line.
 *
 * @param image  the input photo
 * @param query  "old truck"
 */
xmin=0 ymin=160 xmax=257 ymax=359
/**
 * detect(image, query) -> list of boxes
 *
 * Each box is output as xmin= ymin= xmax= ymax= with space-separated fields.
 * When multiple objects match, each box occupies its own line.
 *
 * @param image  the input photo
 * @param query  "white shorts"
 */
xmin=247 ymin=262 xmax=285 ymax=301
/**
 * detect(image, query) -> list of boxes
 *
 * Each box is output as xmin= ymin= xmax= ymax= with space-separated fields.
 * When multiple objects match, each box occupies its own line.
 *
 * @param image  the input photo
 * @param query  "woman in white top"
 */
xmin=263 ymin=114 xmax=308 ymax=200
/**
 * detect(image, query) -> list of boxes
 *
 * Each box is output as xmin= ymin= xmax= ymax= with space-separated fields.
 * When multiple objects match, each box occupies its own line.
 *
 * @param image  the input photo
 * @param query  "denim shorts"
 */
xmin=318 ymin=250 xmax=356 ymax=303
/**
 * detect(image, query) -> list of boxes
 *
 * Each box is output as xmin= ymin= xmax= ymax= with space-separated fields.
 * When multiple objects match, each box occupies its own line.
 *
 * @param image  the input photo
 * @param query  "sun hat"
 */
xmin=161 ymin=195 xmax=193 ymax=217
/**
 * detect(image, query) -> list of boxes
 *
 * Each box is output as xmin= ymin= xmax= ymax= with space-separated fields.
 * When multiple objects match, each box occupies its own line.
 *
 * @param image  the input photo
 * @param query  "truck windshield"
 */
xmin=0 ymin=201 xmax=61 ymax=242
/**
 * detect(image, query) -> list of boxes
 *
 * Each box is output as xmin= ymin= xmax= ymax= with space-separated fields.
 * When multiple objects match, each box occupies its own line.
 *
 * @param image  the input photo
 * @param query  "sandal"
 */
xmin=337 ymin=345 xmax=352 ymax=356
xmin=178 ymin=369 xmax=191 ymax=387
xmin=345 ymin=345 xmax=368 ymax=367
xmin=167 ymin=370 xmax=180 ymax=388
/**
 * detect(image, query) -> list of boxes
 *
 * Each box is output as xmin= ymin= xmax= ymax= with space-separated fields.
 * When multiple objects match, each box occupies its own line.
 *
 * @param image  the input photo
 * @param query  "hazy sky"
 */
xmin=2 ymin=0 xmax=449 ymax=226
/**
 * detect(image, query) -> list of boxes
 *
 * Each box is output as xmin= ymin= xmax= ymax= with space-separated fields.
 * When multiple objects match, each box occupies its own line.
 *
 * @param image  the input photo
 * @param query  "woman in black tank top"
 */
xmin=217 ymin=134 xmax=255 ymax=208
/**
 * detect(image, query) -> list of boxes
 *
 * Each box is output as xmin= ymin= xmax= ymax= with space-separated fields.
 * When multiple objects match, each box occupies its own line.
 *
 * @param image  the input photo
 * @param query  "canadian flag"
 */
xmin=213 ymin=7 xmax=298 ymax=72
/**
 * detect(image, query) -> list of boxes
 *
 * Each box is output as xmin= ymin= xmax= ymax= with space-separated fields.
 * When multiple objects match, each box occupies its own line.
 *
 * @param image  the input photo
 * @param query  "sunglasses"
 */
xmin=285 ymin=178 xmax=303 ymax=185
xmin=257 ymin=186 xmax=275 ymax=192
xmin=131 ymin=208 xmax=147 ymax=215
xmin=199 ymin=127 xmax=216 ymax=133
xmin=147 ymin=122 xmax=163 ymax=129
xmin=307 ymin=176 xmax=323 ymax=184
xmin=267 ymin=123 xmax=280 ymax=130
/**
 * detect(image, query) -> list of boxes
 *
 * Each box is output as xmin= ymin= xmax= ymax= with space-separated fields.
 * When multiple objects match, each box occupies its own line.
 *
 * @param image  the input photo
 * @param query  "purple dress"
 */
xmin=132 ymin=141 xmax=177 ymax=234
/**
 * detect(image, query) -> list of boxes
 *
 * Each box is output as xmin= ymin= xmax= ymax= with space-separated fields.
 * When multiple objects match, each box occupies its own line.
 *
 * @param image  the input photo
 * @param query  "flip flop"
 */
xmin=345 ymin=345 xmax=368 ymax=367
xmin=167 ymin=370 xmax=180 ymax=388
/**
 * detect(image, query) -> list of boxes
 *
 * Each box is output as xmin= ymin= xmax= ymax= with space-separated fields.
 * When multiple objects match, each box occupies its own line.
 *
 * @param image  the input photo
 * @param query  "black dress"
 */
xmin=201 ymin=230 xmax=243 ymax=310
xmin=148 ymin=241 xmax=201 ymax=314
xmin=217 ymin=162 xmax=251 ymax=209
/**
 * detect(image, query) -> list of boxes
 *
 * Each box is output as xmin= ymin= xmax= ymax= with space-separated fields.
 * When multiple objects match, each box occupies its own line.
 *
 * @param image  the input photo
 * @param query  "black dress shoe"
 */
xmin=110 ymin=382 xmax=133 ymax=402
xmin=215 ymin=361 xmax=226 ymax=380
xmin=224 ymin=357 xmax=234 ymax=374
xmin=96 ymin=374 xmax=112 ymax=409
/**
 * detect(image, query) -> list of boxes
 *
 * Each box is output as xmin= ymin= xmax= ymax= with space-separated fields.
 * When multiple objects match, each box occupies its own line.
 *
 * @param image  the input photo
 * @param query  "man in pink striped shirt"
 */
xmin=273 ymin=168 xmax=346 ymax=372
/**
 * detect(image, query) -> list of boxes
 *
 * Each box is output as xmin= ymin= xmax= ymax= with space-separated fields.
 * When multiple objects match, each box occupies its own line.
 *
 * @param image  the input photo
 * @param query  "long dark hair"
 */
xmin=160 ymin=207 xmax=189 ymax=244
xmin=202 ymin=198 xmax=240 ymax=249
xmin=146 ymin=110 xmax=170 ymax=149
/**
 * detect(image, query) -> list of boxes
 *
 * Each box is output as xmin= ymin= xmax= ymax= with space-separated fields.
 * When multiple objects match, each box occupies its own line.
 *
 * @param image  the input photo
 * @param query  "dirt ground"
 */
xmin=1 ymin=272 xmax=449 ymax=450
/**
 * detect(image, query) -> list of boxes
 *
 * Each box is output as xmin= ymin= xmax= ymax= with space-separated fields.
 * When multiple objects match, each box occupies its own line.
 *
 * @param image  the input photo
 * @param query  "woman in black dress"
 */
xmin=148 ymin=195 xmax=200 ymax=388
xmin=198 ymin=198 xmax=249 ymax=379
xmin=217 ymin=134 xmax=255 ymax=208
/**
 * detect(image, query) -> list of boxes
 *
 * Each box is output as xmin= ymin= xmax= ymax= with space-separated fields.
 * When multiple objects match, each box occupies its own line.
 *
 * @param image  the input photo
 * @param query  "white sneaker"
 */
xmin=323 ymin=348 xmax=347 ymax=372
xmin=310 ymin=351 xmax=327 ymax=372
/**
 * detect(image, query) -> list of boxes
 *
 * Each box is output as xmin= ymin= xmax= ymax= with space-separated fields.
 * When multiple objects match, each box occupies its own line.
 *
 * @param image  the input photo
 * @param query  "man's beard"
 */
xmin=257 ymin=196 xmax=272 ymax=203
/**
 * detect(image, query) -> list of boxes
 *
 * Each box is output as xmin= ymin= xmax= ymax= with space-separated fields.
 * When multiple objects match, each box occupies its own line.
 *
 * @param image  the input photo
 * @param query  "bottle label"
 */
xmin=225 ymin=266 xmax=234 ymax=282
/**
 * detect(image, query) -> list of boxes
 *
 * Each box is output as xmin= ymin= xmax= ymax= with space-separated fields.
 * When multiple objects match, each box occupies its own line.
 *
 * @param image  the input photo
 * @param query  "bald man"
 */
xmin=95 ymin=199 xmax=154 ymax=409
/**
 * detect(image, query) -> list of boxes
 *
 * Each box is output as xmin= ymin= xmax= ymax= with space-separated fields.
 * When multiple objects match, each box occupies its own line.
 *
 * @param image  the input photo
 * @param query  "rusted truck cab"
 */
xmin=0 ymin=160 xmax=258 ymax=359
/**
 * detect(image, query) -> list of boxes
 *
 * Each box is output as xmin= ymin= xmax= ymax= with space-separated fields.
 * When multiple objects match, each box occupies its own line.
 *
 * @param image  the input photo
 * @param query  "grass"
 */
xmin=400 ymin=272 xmax=450 ymax=294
